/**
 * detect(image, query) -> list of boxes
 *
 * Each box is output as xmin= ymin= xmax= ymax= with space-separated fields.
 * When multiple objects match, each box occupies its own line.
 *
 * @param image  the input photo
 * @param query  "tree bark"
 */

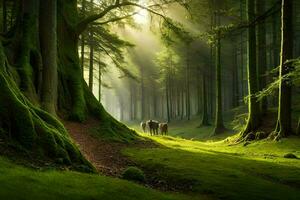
xmin=2 ymin=0 xmax=7 ymax=32
xmin=297 ymin=118 xmax=300 ymax=135
xmin=80 ymin=0 xmax=86 ymax=76
xmin=240 ymin=0 xmax=261 ymax=139
xmin=273 ymin=0 xmax=293 ymax=139
xmin=212 ymin=14 xmax=225 ymax=135
xmin=40 ymin=0 xmax=58 ymax=115
xmin=200 ymin=74 xmax=209 ymax=126
xmin=88 ymin=34 xmax=94 ymax=92
xmin=98 ymin=60 xmax=102 ymax=102
xmin=166 ymin=73 xmax=170 ymax=123
xmin=185 ymin=48 xmax=191 ymax=120
xmin=256 ymin=0 xmax=268 ymax=115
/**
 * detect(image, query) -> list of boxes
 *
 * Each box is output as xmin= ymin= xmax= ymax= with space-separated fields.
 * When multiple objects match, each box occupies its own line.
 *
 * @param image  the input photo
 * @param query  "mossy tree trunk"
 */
xmin=40 ymin=0 xmax=58 ymax=115
xmin=56 ymin=0 xmax=135 ymax=136
xmin=239 ymin=0 xmax=261 ymax=140
xmin=0 ymin=0 xmax=96 ymax=170
xmin=272 ymin=0 xmax=294 ymax=139
xmin=88 ymin=0 xmax=94 ymax=92
xmin=80 ymin=0 xmax=86 ymax=75
xmin=0 ymin=41 xmax=93 ymax=170
xmin=297 ymin=118 xmax=300 ymax=135
xmin=212 ymin=14 xmax=225 ymax=135
xmin=2 ymin=0 xmax=7 ymax=32
xmin=16 ymin=0 xmax=42 ymax=103
xmin=88 ymin=30 xmax=94 ymax=92
xmin=0 ymin=0 xmax=135 ymax=168
xmin=256 ymin=0 xmax=268 ymax=115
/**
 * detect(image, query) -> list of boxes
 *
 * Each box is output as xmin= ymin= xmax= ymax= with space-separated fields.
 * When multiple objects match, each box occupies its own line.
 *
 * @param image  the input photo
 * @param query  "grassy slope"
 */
xmin=125 ymin=121 xmax=300 ymax=200
xmin=127 ymin=118 xmax=235 ymax=141
xmin=0 ymin=157 xmax=197 ymax=200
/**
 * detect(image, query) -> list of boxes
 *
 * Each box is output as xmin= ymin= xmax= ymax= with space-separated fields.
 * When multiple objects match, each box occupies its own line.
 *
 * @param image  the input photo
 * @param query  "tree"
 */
xmin=297 ymin=118 xmax=300 ymax=135
xmin=212 ymin=12 xmax=225 ymax=135
xmin=0 ymin=0 xmax=160 ymax=167
xmin=239 ymin=0 xmax=261 ymax=140
xmin=88 ymin=0 xmax=94 ymax=92
xmin=272 ymin=0 xmax=294 ymax=139
xmin=40 ymin=0 xmax=58 ymax=115
xmin=256 ymin=0 xmax=268 ymax=115
xmin=200 ymin=73 xmax=209 ymax=126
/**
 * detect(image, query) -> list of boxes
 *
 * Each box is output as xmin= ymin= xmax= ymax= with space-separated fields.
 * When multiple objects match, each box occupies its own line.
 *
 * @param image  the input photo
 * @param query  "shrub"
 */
xmin=122 ymin=166 xmax=145 ymax=182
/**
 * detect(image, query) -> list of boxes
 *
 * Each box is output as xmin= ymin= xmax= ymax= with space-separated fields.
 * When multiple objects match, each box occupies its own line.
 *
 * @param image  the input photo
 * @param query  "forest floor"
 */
xmin=1 ymin=118 xmax=300 ymax=200
xmin=66 ymin=118 xmax=300 ymax=200
xmin=125 ymin=119 xmax=300 ymax=200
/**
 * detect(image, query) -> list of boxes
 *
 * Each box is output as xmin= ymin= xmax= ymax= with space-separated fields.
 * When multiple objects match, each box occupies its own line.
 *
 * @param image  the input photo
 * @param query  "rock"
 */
xmin=122 ymin=166 xmax=145 ymax=182
xmin=255 ymin=131 xmax=267 ymax=140
xmin=245 ymin=132 xmax=255 ymax=141
xmin=243 ymin=142 xmax=250 ymax=147
xmin=283 ymin=153 xmax=298 ymax=159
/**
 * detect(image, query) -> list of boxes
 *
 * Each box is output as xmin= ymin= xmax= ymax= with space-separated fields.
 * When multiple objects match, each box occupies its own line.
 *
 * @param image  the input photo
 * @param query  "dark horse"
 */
xmin=147 ymin=120 xmax=159 ymax=136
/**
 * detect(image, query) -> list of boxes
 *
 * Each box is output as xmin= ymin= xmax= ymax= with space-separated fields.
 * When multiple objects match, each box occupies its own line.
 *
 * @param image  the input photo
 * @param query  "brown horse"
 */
xmin=147 ymin=120 xmax=159 ymax=136
xmin=159 ymin=123 xmax=168 ymax=135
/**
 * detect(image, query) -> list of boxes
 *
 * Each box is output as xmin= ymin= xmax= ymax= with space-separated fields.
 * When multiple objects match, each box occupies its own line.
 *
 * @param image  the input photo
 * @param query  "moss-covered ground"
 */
xmin=125 ymin=120 xmax=300 ymax=200
xmin=0 ymin=156 xmax=198 ymax=200
xmin=1 ymin=118 xmax=300 ymax=200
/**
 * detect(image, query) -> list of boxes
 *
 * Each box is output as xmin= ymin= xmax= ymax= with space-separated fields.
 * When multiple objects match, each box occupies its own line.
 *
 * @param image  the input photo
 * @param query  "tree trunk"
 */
xmin=297 ymin=118 xmax=300 ymax=135
xmin=240 ymin=0 xmax=245 ymax=98
xmin=200 ymin=74 xmax=209 ymax=126
xmin=80 ymin=0 xmax=86 ymax=76
xmin=2 ymin=0 xmax=7 ymax=32
xmin=88 ymin=31 xmax=94 ymax=91
xmin=40 ymin=0 xmax=58 ymax=115
xmin=240 ymin=0 xmax=260 ymax=139
xmin=186 ymin=48 xmax=191 ymax=120
xmin=1 ymin=0 xmax=92 ymax=169
xmin=256 ymin=0 xmax=268 ymax=115
xmin=81 ymin=35 xmax=85 ymax=76
xmin=98 ymin=60 xmax=102 ymax=102
xmin=212 ymin=14 xmax=225 ymax=135
xmin=232 ymin=43 xmax=239 ymax=108
xmin=166 ymin=74 xmax=170 ymax=123
xmin=0 ymin=0 xmax=136 ymax=170
xmin=273 ymin=0 xmax=293 ymax=139
xmin=17 ymin=0 xmax=42 ymax=103
xmin=140 ymin=67 xmax=145 ymax=120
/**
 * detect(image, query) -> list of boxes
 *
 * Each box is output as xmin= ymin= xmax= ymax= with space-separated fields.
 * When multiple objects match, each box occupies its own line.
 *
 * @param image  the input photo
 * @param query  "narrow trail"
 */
xmin=64 ymin=120 xmax=193 ymax=192
xmin=64 ymin=118 xmax=134 ymax=177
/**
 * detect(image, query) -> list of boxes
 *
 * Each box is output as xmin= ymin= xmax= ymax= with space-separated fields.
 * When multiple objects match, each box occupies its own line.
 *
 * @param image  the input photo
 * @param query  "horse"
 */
xmin=146 ymin=120 xmax=159 ymax=136
xmin=140 ymin=122 xmax=146 ymax=133
xmin=159 ymin=123 xmax=168 ymax=135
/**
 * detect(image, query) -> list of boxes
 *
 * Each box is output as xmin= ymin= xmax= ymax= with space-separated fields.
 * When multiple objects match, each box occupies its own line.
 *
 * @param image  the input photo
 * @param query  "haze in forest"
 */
xmin=0 ymin=0 xmax=299 ymax=200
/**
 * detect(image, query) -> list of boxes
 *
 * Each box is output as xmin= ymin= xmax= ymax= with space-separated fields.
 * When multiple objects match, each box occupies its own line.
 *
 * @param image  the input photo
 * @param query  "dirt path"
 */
xmin=64 ymin=118 xmax=134 ymax=177
xmin=64 ymin=119 xmax=205 ymax=193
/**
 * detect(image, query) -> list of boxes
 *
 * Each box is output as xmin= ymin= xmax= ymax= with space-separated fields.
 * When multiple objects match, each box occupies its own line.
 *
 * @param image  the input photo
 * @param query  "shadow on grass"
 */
xmin=123 ymin=137 xmax=300 ymax=200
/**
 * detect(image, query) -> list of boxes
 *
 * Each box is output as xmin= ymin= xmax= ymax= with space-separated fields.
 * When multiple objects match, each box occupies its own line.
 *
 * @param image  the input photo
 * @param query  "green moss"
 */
xmin=84 ymin=83 xmax=139 ymax=143
xmin=0 ymin=156 xmax=193 ymax=200
xmin=283 ymin=153 xmax=298 ymax=159
xmin=122 ymin=166 xmax=145 ymax=182
xmin=124 ymin=134 xmax=300 ymax=200
xmin=0 ymin=42 xmax=93 ymax=171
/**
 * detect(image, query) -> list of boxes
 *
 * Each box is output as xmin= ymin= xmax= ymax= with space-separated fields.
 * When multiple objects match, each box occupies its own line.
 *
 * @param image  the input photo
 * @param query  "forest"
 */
xmin=0 ymin=0 xmax=299 ymax=199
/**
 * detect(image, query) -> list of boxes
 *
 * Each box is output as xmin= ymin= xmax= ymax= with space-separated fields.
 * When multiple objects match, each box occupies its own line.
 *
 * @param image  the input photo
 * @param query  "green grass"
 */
xmin=0 ymin=156 xmax=197 ymax=200
xmin=127 ymin=118 xmax=235 ymax=141
xmin=124 ymin=122 xmax=300 ymax=200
